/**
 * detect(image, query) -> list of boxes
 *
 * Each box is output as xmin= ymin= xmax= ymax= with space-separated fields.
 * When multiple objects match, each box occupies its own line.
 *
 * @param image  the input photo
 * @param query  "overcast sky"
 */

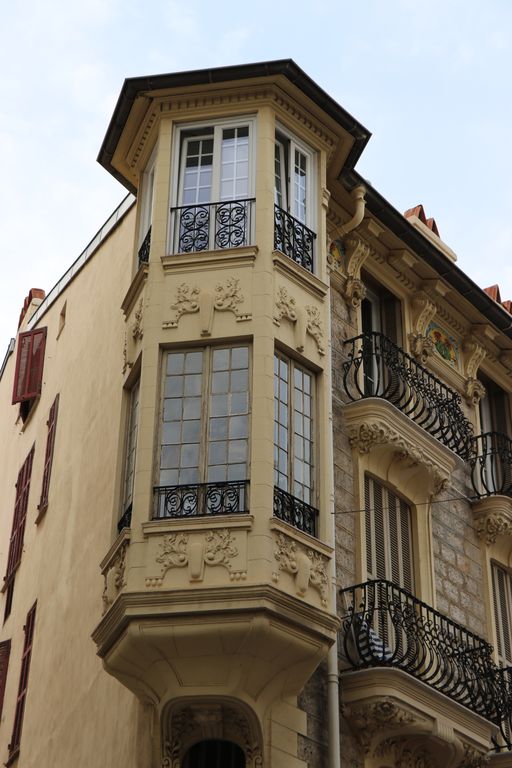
xmin=1 ymin=0 xmax=511 ymax=349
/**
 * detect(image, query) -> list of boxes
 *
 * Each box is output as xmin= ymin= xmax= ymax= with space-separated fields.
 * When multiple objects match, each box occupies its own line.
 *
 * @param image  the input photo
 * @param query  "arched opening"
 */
xmin=182 ymin=739 xmax=245 ymax=768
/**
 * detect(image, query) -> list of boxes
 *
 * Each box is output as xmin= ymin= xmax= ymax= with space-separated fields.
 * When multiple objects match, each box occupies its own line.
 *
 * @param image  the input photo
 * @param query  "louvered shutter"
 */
xmin=12 ymin=328 xmax=47 ymax=404
xmin=5 ymin=446 xmax=35 ymax=583
xmin=38 ymin=395 xmax=59 ymax=513
xmin=0 ymin=640 xmax=11 ymax=720
xmin=365 ymin=474 xmax=414 ymax=591
xmin=9 ymin=603 xmax=36 ymax=757
xmin=492 ymin=564 xmax=512 ymax=667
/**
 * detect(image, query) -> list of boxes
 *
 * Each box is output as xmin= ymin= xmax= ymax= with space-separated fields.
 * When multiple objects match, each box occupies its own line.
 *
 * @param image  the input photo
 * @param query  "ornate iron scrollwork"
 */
xmin=171 ymin=199 xmax=254 ymax=254
xmin=153 ymin=480 xmax=248 ymax=519
xmin=273 ymin=485 xmax=318 ymax=537
xmin=274 ymin=205 xmax=315 ymax=273
xmin=469 ymin=431 xmax=512 ymax=499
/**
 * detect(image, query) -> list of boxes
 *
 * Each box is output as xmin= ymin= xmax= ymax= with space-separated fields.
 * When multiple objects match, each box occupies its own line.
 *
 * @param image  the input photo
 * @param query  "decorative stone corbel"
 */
xmin=476 ymin=513 xmax=512 ymax=545
xmin=464 ymin=378 xmax=486 ymax=407
xmin=272 ymin=532 xmax=328 ymax=606
xmin=408 ymin=291 xmax=437 ymax=363
xmin=408 ymin=332 xmax=436 ymax=365
xmin=500 ymin=351 xmax=512 ymax=371
xmin=102 ymin=537 xmax=129 ymax=614
xmin=463 ymin=335 xmax=486 ymax=380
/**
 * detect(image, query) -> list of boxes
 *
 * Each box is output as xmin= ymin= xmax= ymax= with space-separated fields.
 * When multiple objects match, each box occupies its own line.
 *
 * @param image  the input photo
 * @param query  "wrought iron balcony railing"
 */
xmin=170 ymin=199 xmax=254 ymax=254
xmin=494 ymin=666 xmax=512 ymax=752
xmin=138 ymin=226 xmax=151 ymax=268
xmin=117 ymin=504 xmax=132 ymax=533
xmin=340 ymin=579 xmax=508 ymax=724
xmin=153 ymin=480 xmax=248 ymax=520
xmin=469 ymin=432 xmax=512 ymax=499
xmin=274 ymin=205 xmax=316 ymax=273
xmin=342 ymin=332 xmax=474 ymax=459
xmin=273 ymin=485 xmax=318 ymax=537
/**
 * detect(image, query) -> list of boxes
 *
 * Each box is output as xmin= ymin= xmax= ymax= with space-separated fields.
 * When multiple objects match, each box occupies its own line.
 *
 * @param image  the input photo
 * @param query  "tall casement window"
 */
xmin=8 ymin=602 xmax=36 ymax=761
xmin=119 ymin=380 xmax=140 ymax=531
xmin=37 ymin=394 xmax=59 ymax=517
xmin=273 ymin=353 xmax=317 ymax=536
xmin=473 ymin=375 xmax=512 ymax=497
xmin=171 ymin=120 xmax=255 ymax=254
xmin=360 ymin=279 xmax=402 ymax=398
xmin=12 ymin=328 xmax=47 ymax=420
xmin=365 ymin=474 xmax=414 ymax=592
xmin=0 ymin=640 xmax=11 ymax=720
xmin=155 ymin=346 xmax=250 ymax=519
xmin=137 ymin=148 xmax=156 ymax=266
xmin=491 ymin=564 xmax=512 ymax=747
xmin=274 ymin=128 xmax=316 ymax=272
xmin=4 ymin=447 xmax=35 ymax=621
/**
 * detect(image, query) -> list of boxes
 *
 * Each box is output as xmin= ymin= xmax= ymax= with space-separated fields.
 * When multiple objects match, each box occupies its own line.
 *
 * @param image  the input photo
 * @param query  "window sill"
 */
xmin=273 ymin=250 xmax=328 ymax=300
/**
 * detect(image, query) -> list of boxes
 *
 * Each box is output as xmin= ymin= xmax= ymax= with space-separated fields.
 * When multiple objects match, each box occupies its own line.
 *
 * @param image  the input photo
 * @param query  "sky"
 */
xmin=1 ymin=0 xmax=512 ymax=349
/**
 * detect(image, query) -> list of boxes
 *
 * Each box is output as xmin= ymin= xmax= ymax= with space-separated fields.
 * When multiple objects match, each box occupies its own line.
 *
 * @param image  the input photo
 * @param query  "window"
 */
xmin=0 ymin=640 xmax=10 ymax=720
xmin=365 ymin=474 xmax=414 ymax=592
xmin=492 ymin=564 xmax=512 ymax=669
xmin=171 ymin=120 xmax=255 ymax=253
xmin=137 ymin=148 xmax=156 ymax=266
xmin=4 ymin=447 xmax=35 ymax=621
xmin=274 ymin=353 xmax=314 ymax=506
xmin=12 ymin=328 xmax=47 ymax=405
xmin=37 ymin=394 xmax=59 ymax=517
xmin=119 ymin=380 xmax=140 ymax=531
xmin=274 ymin=128 xmax=316 ymax=271
xmin=8 ymin=603 xmax=36 ymax=760
xmin=155 ymin=346 xmax=250 ymax=518
xmin=473 ymin=375 xmax=512 ymax=497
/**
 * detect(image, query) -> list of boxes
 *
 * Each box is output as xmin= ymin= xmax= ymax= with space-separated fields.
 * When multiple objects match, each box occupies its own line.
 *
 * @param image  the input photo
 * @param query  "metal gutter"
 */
xmin=341 ymin=169 xmax=512 ymax=342
xmin=98 ymin=59 xmax=371 ymax=192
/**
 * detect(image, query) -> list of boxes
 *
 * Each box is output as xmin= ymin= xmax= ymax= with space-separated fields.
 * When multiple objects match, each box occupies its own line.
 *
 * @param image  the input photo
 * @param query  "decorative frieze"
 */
xmin=272 ymin=532 xmax=328 ymax=606
xmin=146 ymin=529 xmax=247 ymax=587
xmin=273 ymin=286 xmax=325 ymax=356
xmin=163 ymin=278 xmax=251 ymax=333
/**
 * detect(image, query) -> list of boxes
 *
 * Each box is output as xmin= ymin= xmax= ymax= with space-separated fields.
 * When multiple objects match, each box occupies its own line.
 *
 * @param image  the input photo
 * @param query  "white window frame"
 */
xmin=274 ymin=123 xmax=316 ymax=232
xmin=138 ymin=144 xmax=157 ymax=248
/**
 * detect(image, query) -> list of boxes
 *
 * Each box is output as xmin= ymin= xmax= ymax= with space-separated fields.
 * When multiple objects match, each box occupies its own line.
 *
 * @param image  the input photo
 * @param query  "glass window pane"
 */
xmin=209 ymin=441 xmax=228 ymax=465
xmin=180 ymin=467 xmax=200 ymax=484
xmin=162 ymin=422 xmax=181 ymax=445
xmin=228 ymin=440 xmax=247 ymax=463
xmin=167 ymin=353 xmax=184 ymax=375
xmin=181 ymin=444 xmax=199 ymax=468
xmin=231 ymin=392 xmax=248 ymax=415
xmin=212 ymin=371 xmax=229 ymax=394
xmin=230 ymin=415 xmax=248 ymax=439
xmin=213 ymin=348 xmax=230 ymax=371
xmin=183 ymin=397 xmax=202 ymax=420
xmin=165 ymin=376 xmax=183 ymax=397
xmin=163 ymin=399 xmax=182 ymax=421
xmin=210 ymin=417 xmax=228 ymax=440
xmin=231 ymin=369 xmax=248 ymax=392
xmin=185 ymin=352 xmax=203 ymax=373
xmin=184 ymin=374 xmax=202 ymax=396
xmin=232 ymin=347 xmax=248 ymax=370
xmin=161 ymin=445 xmax=180 ymax=469
xmin=159 ymin=468 xmax=179 ymax=486
xmin=182 ymin=420 xmax=201 ymax=443
xmin=211 ymin=394 xmax=229 ymax=416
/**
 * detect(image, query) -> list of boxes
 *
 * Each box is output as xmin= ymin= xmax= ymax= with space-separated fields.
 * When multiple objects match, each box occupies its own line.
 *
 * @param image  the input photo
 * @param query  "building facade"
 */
xmin=0 ymin=60 xmax=511 ymax=767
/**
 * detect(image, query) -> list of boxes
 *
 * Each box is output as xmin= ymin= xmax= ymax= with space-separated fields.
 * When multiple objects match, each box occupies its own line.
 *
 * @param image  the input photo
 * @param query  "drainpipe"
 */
xmin=325 ymin=279 xmax=341 ymax=768
xmin=326 ymin=183 xmax=366 ymax=768
xmin=335 ymin=184 xmax=366 ymax=238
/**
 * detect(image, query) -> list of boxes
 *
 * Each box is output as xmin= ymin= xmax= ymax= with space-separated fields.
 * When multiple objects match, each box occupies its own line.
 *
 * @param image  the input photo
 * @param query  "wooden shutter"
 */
xmin=12 ymin=328 xmax=47 ymax=404
xmin=38 ymin=395 xmax=59 ymax=514
xmin=5 ymin=447 xmax=35 ymax=585
xmin=365 ymin=474 xmax=414 ymax=591
xmin=9 ymin=603 xmax=36 ymax=757
xmin=492 ymin=564 xmax=512 ymax=666
xmin=0 ymin=640 xmax=11 ymax=720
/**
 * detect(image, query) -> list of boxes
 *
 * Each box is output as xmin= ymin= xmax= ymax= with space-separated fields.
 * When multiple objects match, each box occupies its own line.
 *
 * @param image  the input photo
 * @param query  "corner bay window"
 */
xmin=273 ymin=353 xmax=317 ymax=535
xmin=118 ymin=380 xmax=140 ymax=532
xmin=155 ymin=346 xmax=250 ymax=519
xmin=171 ymin=121 xmax=254 ymax=253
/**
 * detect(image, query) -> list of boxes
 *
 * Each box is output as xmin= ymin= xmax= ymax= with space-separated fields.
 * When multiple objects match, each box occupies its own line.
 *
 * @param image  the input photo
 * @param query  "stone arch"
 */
xmin=161 ymin=697 xmax=263 ymax=768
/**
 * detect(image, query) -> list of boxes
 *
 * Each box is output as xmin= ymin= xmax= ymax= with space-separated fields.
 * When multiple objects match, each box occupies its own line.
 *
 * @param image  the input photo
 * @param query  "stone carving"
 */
xmin=169 ymin=283 xmax=200 ymax=323
xmin=346 ymin=699 xmax=417 ymax=755
xmin=348 ymin=421 xmax=449 ymax=495
xmin=411 ymin=291 xmax=437 ymax=337
xmin=464 ymin=377 xmax=486 ymax=407
xmin=305 ymin=305 xmax=326 ymax=355
xmin=102 ymin=539 xmax=128 ymax=614
xmin=408 ymin=332 xmax=436 ymax=364
xmin=132 ymin=298 xmax=144 ymax=341
xmin=476 ymin=513 xmax=512 ymax=544
xmin=460 ymin=744 xmax=490 ymax=768
xmin=463 ymin=335 xmax=486 ymax=380
xmin=273 ymin=286 xmax=297 ymax=324
xmin=163 ymin=704 xmax=262 ymax=768
xmin=499 ymin=351 xmax=512 ymax=371
xmin=344 ymin=276 xmax=366 ymax=309
xmin=343 ymin=234 xmax=373 ymax=279
xmin=163 ymin=279 xmax=251 ymax=332
xmin=122 ymin=332 xmax=133 ymax=374
xmin=204 ymin=529 xmax=239 ymax=570
xmin=272 ymin=532 xmax=329 ymax=606
xmin=146 ymin=529 xmax=246 ymax=587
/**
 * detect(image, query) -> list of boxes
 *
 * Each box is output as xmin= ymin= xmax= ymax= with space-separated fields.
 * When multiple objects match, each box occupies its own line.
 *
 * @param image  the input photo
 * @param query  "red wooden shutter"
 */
xmin=12 ymin=328 xmax=47 ymax=404
xmin=9 ymin=603 xmax=36 ymax=757
xmin=38 ymin=395 xmax=59 ymax=513
xmin=5 ymin=447 xmax=35 ymax=585
xmin=0 ymin=640 xmax=11 ymax=720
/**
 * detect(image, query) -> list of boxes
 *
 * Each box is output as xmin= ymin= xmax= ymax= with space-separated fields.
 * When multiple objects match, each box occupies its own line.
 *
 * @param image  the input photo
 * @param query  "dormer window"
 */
xmin=171 ymin=119 xmax=255 ymax=254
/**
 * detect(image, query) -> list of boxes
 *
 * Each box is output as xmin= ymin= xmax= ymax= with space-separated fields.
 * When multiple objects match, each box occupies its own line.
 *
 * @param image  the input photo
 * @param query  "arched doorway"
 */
xmin=182 ymin=739 xmax=245 ymax=768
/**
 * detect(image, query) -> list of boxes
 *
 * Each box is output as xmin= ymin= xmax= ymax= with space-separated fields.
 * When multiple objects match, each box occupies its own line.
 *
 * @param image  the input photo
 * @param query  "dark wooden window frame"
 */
xmin=37 ymin=394 xmax=59 ymax=519
xmin=8 ymin=603 xmax=36 ymax=762
xmin=12 ymin=328 xmax=47 ymax=405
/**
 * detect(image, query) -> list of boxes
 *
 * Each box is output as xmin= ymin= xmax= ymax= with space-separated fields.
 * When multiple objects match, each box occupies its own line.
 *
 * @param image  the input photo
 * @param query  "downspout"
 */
xmin=326 ymin=182 xmax=366 ymax=768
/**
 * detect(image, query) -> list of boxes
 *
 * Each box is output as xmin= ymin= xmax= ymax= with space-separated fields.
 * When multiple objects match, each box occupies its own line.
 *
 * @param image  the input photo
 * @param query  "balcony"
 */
xmin=494 ymin=666 xmax=512 ymax=754
xmin=470 ymin=432 xmax=512 ymax=499
xmin=138 ymin=226 xmax=151 ymax=267
xmin=273 ymin=485 xmax=318 ymax=537
xmin=170 ymin=199 xmax=254 ymax=254
xmin=153 ymin=480 xmax=248 ymax=520
xmin=274 ymin=205 xmax=315 ymax=273
xmin=342 ymin=332 xmax=473 ymax=460
xmin=339 ymin=579 xmax=505 ymax=762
